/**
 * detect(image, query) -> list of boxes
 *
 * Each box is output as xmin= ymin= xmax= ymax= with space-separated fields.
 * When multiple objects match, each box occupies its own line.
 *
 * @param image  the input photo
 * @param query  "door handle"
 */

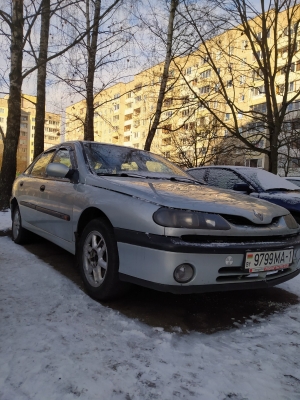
xmin=40 ymin=185 xmax=45 ymax=192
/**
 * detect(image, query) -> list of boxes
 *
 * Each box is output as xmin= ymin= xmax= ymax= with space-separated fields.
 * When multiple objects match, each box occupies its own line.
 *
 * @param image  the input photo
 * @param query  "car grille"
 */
xmin=216 ymin=266 xmax=294 ymax=283
xmin=221 ymin=214 xmax=280 ymax=226
xmin=180 ymin=234 xmax=298 ymax=244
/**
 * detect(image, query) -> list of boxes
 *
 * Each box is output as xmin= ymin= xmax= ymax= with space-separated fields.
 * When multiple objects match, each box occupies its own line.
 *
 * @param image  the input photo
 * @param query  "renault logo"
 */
xmin=253 ymin=209 xmax=264 ymax=221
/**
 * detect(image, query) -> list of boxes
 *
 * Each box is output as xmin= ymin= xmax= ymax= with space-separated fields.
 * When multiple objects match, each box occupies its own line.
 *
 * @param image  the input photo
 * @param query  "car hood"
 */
xmin=86 ymin=175 xmax=289 ymax=224
xmin=259 ymin=190 xmax=300 ymax=212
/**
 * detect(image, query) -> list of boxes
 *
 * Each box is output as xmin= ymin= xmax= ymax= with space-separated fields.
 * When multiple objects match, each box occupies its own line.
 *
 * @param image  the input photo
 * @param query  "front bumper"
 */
xmin=115 ymin=228 xmax=300 ymax=293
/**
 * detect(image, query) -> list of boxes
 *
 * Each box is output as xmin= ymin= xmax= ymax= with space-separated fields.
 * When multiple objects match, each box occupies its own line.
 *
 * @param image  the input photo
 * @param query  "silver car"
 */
xmin=11 ymin=141 xmax=300 ymax=300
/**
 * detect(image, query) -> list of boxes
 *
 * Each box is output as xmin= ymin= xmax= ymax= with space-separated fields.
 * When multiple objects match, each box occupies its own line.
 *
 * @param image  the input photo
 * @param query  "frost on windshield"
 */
xmin=83 ymin=143 xmax=188 ymax=177
xmin=239 ymin=168 xmax=300 ymax=191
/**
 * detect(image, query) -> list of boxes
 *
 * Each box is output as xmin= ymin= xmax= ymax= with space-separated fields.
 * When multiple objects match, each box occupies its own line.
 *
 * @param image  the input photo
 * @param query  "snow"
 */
xmin=1 ymin=212 xmax=300 ymax=399
xmin=238 ymin=167 xmax=300 ymax=191
xmin=0 ymin=210 xmax=11 ymax=231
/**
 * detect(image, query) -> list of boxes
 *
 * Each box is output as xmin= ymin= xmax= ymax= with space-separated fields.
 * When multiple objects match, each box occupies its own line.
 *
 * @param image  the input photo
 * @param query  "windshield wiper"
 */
xmin=96 ymin=172 xmax=146 ymax=178
xmin=169 ymin=176 xmax=204 ymax=184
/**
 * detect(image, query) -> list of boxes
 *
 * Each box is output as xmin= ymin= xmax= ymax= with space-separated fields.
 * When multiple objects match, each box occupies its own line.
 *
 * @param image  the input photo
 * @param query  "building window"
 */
xmin=114 ymin=104 xmax=119 ymax=111
xmin=241 ymin=40 xmax=248 ymax=50
xmin=0 ymin=108 xmax=4 ymax=113
xmin=181 ymin=109 xmax=190 ymax=117
xmin=200 ymin=69 xmax=211 ymax=79
xmin=246 ymin=158 xmax=263 ymax=168
xmin=185 ymin=67 xmax=192 ymax=75
xmin=252 ymin=85 xmax=265 ymax=96
xmin=225 ymin=113 xmax=230 ymax=120
xmin=113 ymin=93 xmax=120 ymax=99
xmin=226 ymin=80 xmax=233 ymax=88
xmin=199 ymin=85 xmax=210 ymax=94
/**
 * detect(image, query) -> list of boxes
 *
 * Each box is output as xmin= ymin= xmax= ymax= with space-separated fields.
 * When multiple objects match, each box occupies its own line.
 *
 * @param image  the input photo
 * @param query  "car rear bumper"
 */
xmin=115 ymin=228 xmax=300 ymax=292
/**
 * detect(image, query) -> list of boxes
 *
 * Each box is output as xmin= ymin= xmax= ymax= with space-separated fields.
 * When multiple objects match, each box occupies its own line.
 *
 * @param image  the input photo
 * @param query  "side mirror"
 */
xmin=233 ymin=183 xmax=251 ymax=193
xmin=46 ymin=162 xmax=70 ymax=178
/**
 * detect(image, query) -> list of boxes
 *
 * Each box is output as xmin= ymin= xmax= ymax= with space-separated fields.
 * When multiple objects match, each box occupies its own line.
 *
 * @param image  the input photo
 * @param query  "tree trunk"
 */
xmin=0 ymin=0 xmax=23 ymax=209
xmin=84 ymin=0 xmax=101 ymax=141
xmin=144 ymin=0 xmax=179 ymax=151
xmin=269 ymin=128 xmax=279 ymax=174
xmin=34 ymin=0 xmax=51 ymax=159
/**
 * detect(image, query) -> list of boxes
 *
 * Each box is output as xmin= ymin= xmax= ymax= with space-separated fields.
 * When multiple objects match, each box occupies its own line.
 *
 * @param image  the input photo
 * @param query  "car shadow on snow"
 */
xmin=15 ymin=233 xmax=300 ymax=335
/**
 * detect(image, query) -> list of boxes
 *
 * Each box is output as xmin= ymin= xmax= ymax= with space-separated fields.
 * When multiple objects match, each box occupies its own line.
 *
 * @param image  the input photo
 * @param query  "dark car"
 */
xmin=187 ymin=166 xmax=300 ymax=223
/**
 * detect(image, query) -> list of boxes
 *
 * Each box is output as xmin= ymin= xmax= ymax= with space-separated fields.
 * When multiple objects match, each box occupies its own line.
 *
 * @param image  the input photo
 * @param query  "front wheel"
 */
xmin=12 ymin=205 xmax=28 ymax=244
xmin=77 ymin=218 xmax=128 ymax=300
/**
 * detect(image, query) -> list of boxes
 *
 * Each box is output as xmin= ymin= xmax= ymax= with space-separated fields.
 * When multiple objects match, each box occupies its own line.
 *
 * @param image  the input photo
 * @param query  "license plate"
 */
xmin=245 ymin=249 xmax=293 ymax=273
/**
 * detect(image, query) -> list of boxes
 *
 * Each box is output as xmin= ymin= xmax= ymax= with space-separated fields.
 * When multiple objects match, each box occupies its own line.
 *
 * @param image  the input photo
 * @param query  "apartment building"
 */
xmin=65 ymin=7 xmax=300 ymax=173
xmin=0 ymin=94 xmax=61 ymax=172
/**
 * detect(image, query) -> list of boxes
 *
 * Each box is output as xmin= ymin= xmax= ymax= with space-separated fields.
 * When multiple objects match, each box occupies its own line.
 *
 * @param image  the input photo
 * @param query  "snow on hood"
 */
xmin=238 ymin=168 xmax=300 ymax=191
xmin=86 ymin=175 xmax=289 ymax=224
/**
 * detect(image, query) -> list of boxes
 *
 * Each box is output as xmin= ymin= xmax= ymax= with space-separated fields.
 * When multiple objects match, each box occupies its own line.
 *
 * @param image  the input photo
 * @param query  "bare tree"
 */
xmin=0 ymin=0 xmax=24 ymax=209
xmin=0 ymin=0 xmax=124 ymax=208
xmin=144 ymin=0 xmax=179 ymax=151
xmin=54 ymin=0 xmax=133 ymax=142
xmin=165 ymin=116 xmax=239 ymax=168
xmin=177 ymin=0 xmax=300 ymax=174
xmin=34 ymin=0 xmax=50 ymax=158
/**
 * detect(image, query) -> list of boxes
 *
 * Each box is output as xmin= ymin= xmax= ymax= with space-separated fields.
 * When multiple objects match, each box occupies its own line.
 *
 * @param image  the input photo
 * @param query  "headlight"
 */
xmin=284 ymin=213 xmax=299 ymax=229
xmin=153 ymin=208 xmax=231 ymax=230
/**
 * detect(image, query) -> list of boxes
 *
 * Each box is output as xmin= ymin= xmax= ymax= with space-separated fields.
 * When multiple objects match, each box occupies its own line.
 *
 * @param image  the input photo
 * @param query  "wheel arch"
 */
xmin=76 ymin=207 xmax=113 ymax=243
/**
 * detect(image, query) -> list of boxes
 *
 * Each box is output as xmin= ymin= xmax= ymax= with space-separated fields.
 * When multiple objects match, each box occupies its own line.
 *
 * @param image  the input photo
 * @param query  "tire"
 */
xmin=12 ymin=205 xmax=28 ymax=244
xmin=77 ymin=218 xmax=128 ymax=300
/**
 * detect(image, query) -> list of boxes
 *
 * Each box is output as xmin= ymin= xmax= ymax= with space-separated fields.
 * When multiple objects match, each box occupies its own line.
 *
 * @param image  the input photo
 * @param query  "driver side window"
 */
xmin=52 ymin=149 xmax=72 ymax=168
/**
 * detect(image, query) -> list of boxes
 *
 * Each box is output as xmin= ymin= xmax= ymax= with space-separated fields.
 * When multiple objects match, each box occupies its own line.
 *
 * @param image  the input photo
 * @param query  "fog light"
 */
xmin=174 ymin=263 xmax=194 ymax=283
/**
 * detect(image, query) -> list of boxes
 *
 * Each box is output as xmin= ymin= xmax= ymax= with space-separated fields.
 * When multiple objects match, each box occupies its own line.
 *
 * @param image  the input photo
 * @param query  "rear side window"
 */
xmin=206 ymin=169 xmax=245 ymax=189
xmin=30 ymin=151 xmax=54 ymax=177
xmin=188 ymin=168 xmax=207 ymax=182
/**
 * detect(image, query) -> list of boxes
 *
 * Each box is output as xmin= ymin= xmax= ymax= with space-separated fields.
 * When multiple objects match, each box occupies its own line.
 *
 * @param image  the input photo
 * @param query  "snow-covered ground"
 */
xmin=0 ymin=211 xmax=300 ymax=400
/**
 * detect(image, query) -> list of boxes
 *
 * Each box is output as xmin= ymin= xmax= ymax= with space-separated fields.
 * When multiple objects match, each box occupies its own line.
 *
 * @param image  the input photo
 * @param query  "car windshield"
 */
xmin=238 ymin=167 xmax=300 ymax=191
xmin=83 ymin=142 xmax=191 ymax=179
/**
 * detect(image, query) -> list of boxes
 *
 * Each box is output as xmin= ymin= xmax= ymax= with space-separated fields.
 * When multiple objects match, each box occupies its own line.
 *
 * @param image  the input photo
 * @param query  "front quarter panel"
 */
xmin=73 ymin=183 xmax=164 ymax=235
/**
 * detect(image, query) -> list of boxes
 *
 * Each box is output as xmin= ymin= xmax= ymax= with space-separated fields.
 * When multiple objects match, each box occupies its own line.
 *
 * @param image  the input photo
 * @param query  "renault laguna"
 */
xmin=11 ymin=141 xmax=300 ymax=299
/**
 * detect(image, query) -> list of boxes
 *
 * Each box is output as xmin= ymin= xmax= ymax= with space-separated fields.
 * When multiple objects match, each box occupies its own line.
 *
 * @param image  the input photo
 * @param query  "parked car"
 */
xmin=187 ymin=166 xmax=300 ymax=224
xmin=11 ymin=142 xmax=300 ymax=300
xmin=284 ymin=176 xmax=300 ymax=187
